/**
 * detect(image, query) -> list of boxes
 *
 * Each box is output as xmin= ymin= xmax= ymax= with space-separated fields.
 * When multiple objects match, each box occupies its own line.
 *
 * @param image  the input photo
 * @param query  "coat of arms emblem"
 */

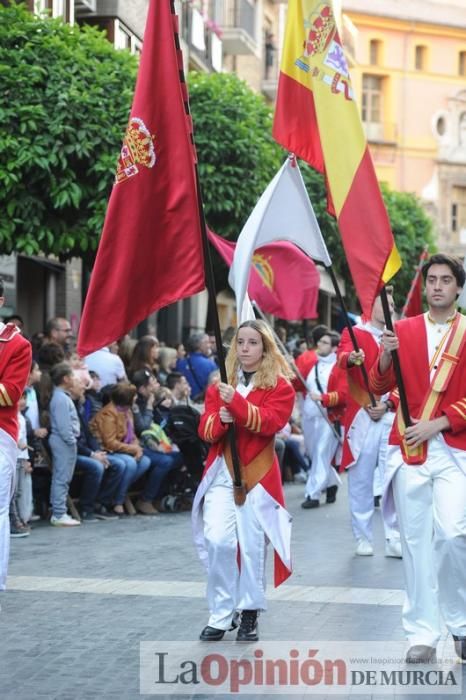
xmin=115 ymin=117 xmax=156 ymax=184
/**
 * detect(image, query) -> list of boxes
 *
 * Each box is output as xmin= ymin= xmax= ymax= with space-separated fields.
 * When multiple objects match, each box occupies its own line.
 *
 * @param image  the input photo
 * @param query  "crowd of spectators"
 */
xmin=8 ymin=318 xmax=311 ymax=536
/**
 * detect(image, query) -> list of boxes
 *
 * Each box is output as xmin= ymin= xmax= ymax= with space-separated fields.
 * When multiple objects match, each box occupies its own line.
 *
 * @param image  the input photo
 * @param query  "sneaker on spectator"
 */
xmin=10 ymin=524 xmax=30 ymax=538
xmin=50 ymin=513 xmax=81 ymax=527
xmin=79 ymin=511 xmax=99 ymax=523
xmin=294 ymin=469 xmax=308 ymax=484
xmin=29 ymin=513 xmax=41 ymax=522
xmin=94 ymin=505 xmax=119 ymax=520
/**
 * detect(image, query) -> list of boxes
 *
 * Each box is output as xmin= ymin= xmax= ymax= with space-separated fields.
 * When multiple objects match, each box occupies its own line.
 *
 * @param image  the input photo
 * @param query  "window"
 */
xmin=460 ymin=113 xmax=466 ymax=146
xmin=115 ymin=23 xmax=131 ymax=51
xmin=415 ymin=45 xmax=427 ymax=71
xmin=362 ymin=75 xmax=382 ymax=123
xmin=451 ymin=186 xmax=466 ymax=241
xmin=369 ymin=39 xmax=381 ymax=66
xmin=459 ymin=52 xmax=466 ymax=77
xmin=452 ymin=203 xmax=458 ymax=233
xmin=436 ymin=116 xmax=446 ymax=136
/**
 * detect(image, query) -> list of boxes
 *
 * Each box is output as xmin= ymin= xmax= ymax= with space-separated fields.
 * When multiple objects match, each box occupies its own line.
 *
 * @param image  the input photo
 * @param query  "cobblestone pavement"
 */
xmin=1 ymin=476 xmax=464 ymax=700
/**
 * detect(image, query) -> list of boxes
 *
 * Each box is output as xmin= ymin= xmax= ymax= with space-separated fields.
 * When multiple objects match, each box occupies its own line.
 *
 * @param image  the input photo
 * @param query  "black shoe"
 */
xmin=199 ymin=626 xmax=225 ymax=641
xmin=405 ymin=645 xmax=437 ymax=664
xmin=94 ymin=505 xmax=119 ymax=520
xmin=230 ymin=611 xmax=240 ymax=630
xmin=79 ymin=511 xmax=99 ymax=523
xmin=374 ymin=495 xmax=381 ymax=508
xmin=453 ymin=635 xmax=466 ymax=662
xmin=301 ymin=496 xmax=319 ymax=509
xmin=326 ymin=485 xmax=338 ymax=504
xmin=237 ymin=610 xmax=259 ymax=642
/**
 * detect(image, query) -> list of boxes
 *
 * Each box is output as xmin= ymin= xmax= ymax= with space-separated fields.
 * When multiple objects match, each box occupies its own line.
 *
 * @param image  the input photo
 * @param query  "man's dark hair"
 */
xmin=38 ymin=342 xmax=65 ymax=369
xmin=422 ymin=253 xmax=465 ymax=288
xmin=330 ymin=331 xmax=341 ymax=349
xmin=45 ymin=317 xmax=62 ymax=335
xmin=4 ymin=314 xmax=23 ymax=325
xmin=50 ymin=362 xmax=73 ymax=387
xmin=166 ymin=372 xmax=183 ymax=391
xmin=111 ymin=382 xmax=137 ymax=407
xmin=311 ymin=324 xmax=330 ymax=346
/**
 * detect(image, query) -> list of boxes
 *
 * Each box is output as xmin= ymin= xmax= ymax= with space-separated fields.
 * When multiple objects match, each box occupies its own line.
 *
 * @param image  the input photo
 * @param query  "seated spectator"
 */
xmin=116 ymin=335 xmax=137 ymax=373
xmin=48 ymin=363 xmax=81 ymax=527
xmin=69 ymin=352 xmax=93 ymax=390
xmin=82 ymin=371 xmax=104 ymax=421
xmin=166 ymin=372 xmax=193 ymax=406
xmin=176 ymin=343 xmax=186 ymax=361
xmin=128 ymin=335 xmax=160 ymax=380
xmin=70 ymin=378 xmax=125 ymax=521
xmin=132 ymin=369 xmax=184 ymax=514
xmin=157 ymin=347 xmax=177 ymax=385
xmin=175 ymin=332 xmax=217 ymax=402
xmin=90 ymin=382 xmax=151 ymax=516
xmin=84 ymin=345 xmax=127 ymax=388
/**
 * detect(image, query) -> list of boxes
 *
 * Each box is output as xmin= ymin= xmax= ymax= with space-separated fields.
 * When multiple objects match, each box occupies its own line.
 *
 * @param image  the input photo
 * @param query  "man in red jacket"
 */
xmin=337 ymin=287 xmax=401 ymax=558
xmin=371 ymin=254 xmax=466 ymax=664
xmin=0 ymin=281 xmax=32 ymax=595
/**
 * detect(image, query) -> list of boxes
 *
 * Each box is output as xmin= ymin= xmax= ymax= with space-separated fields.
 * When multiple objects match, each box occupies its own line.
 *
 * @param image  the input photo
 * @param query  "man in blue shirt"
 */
xmin=175 ymin=332 xmax=217 ymax=402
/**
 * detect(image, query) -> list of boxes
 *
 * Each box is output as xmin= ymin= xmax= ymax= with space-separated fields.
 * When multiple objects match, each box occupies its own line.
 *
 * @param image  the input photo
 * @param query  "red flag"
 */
xmin=401 ymin=248 xmax=429 ymax=318
xmin=272 ymin=0 xmax=401 ymax=317
xmin=77 ymin=0 xmax=204 ymax=356
xmin=402 ymin=274 xmax=423 ymax=318
xmin=208 ymin=229 xmax=320 ymax=320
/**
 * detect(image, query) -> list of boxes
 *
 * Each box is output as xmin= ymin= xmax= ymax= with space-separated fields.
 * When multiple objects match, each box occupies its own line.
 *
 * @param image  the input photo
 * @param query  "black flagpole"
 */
xmin=194 ymin=168 xmax=245 ymax=504
xmin=379 ymin=286 xmax=411 ymax=427
xmin=326 ymin=265 xmax=377 ymax=407
xmin=173 ymin=6 xmax=245 ymax=504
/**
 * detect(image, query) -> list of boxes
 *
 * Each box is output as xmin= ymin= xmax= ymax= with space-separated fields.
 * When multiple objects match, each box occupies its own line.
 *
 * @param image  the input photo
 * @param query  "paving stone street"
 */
xmin=1 ymin=476 xmax=464 ymax=700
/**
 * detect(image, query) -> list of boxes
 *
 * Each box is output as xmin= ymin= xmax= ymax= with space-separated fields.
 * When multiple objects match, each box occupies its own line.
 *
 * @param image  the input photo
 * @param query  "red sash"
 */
xmin=396 ymin=313 xmax=466 ymax=464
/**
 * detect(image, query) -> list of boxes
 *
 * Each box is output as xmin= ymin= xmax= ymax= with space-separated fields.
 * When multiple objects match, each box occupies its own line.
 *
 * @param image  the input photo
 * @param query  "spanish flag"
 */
xmin=273 ymin=0 xmax=401 ymax=317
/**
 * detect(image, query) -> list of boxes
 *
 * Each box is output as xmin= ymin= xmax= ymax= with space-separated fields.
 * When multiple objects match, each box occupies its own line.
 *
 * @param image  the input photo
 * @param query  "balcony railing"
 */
xmin=208 ymin=0 xmax=257 ymax=55
xmin=74 ymin=0 xmax=97 ymax=15
xmin=261 ymin=39 xmax=279 ymax=100
xmin=181 ymin=3 xmax=223 ymax=72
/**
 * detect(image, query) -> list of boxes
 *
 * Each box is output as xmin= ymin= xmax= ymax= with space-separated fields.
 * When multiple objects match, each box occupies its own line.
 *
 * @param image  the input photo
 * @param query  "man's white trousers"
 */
xmin=392 ymin=437 xmax=466 ymax=647
xmin=0 ymin=429 xmax=17 ymax=591
xmin=303 ymin=415 xmax=340 ymax=500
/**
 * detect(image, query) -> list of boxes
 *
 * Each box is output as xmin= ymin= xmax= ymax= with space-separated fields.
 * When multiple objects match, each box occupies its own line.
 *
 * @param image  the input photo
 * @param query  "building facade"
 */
xmin=342 ymin=0 xmax=466 ymax=258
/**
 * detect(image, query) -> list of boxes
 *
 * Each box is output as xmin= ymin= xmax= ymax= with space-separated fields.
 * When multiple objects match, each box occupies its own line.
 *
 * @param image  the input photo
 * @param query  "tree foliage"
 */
xmin=0 ymin=2 xmax=136 ymax=260
xmin=381 ymin=186 xmax=435 ymax=310
xmin=189 ymin=71 xmax=282 ymax=239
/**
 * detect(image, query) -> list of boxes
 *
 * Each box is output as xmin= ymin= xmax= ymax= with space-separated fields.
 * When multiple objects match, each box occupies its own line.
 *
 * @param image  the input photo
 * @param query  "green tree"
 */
xmin=189 ymin=71 xmax=283 ymax=239
xmin=381 ymin=186 xmax=435 ymax=311
xmin=0 ymin=2 xmax=136 ymax=260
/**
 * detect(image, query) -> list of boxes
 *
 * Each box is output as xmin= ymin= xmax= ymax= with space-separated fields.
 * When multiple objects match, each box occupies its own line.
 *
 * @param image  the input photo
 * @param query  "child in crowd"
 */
xmin=48 ymin=363 xmax=80 ymax=526
xmin=9 ymin=394 xmax=32 ymax=538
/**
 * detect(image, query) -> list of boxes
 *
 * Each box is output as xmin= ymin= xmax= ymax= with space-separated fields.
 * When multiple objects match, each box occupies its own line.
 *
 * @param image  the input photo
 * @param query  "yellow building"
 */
xmin=342 ymin=0 xmax=466 ymax=257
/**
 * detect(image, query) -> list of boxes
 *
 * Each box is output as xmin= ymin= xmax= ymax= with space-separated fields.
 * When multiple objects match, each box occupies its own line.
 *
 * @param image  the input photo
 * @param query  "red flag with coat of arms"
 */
xmin=273 ymin=0 xmax=401 ymax=317
xmin=77 ymin=0 xmax=204 ymax=356
xmin=208 ymin=229 xmax=320 ymax=320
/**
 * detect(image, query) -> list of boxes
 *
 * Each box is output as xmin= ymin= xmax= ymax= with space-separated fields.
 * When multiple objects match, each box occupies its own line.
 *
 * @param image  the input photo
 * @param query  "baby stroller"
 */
xmin=164 ymin=404 xmax=208 ymax=486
